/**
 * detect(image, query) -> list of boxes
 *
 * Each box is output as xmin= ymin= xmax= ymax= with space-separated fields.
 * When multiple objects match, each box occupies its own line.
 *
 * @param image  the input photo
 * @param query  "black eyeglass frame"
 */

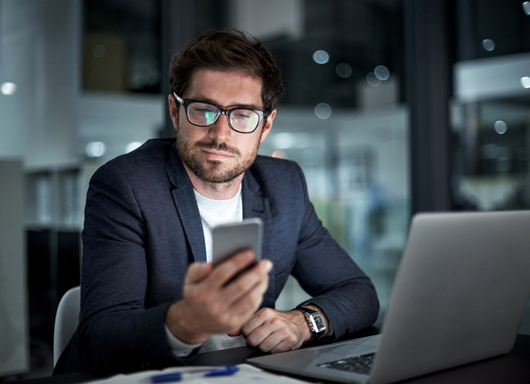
xmin=173 ymin=92 xmax=266 ymax=134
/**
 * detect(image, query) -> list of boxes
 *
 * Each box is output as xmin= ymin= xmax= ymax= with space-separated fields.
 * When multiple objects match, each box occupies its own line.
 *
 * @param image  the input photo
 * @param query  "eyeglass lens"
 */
xmin=187 ymin=102 xmax=259 ymax=133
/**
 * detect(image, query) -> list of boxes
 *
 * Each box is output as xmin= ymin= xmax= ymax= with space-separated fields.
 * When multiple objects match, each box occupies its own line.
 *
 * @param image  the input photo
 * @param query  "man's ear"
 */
xmin=168 ymin=94 xmax=179 ymax=129
xmin=260 ymin=109 xmax=276 ymax=143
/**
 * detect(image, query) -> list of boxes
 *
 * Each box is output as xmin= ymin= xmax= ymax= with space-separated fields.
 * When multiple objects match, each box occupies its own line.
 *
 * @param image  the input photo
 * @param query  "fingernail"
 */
xmin=197 ymin=262 xmax=211 ymax=272
xmin=263 ymin=259 xmax=273 ymax=272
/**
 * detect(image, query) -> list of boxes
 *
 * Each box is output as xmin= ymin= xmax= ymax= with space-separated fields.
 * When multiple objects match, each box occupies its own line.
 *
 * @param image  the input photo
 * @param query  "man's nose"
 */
xmin=209 ymin=113 xmax=232 ymax=141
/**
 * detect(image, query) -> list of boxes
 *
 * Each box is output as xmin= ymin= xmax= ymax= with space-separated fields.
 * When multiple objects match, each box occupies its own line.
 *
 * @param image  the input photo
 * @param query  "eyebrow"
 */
xmin=188 ymin=96 xmax=263 ymax=111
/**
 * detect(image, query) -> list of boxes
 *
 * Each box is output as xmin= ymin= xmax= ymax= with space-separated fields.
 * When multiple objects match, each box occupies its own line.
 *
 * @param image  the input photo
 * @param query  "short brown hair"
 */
xmin=169 ymin=29 xmax=284 ymax=115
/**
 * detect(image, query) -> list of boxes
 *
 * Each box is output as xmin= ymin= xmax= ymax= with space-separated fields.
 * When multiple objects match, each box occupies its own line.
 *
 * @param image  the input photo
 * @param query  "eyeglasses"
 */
xmin=173 ymin=92 xmax=265 ymax=134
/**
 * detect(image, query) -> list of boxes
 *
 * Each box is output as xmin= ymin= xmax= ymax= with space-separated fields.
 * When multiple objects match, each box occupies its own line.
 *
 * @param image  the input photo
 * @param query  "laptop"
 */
xmin=248 ymin=211 xmax=530 ymax=383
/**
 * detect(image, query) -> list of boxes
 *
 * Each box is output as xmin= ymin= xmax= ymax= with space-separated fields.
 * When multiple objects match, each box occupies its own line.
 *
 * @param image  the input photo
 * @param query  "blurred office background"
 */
xmin=1 ymin=0 xmax=530 ymax=379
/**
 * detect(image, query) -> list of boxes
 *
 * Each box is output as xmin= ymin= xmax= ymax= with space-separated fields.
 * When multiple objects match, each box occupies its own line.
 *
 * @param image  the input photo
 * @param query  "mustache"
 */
xmin=196 ymin=140 xmax=240 ymax=156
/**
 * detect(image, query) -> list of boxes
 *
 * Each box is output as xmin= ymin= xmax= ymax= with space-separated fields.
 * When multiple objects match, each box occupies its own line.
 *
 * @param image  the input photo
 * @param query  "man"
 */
xmin=54 ymin=30 xmax=379 ymax=374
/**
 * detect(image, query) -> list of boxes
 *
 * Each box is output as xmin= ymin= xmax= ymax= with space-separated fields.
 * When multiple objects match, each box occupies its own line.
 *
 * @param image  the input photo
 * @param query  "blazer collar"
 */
xmin=242 ymin=164 xmax=271 ymax=222
xmin=242 ymin=162 xmax=275 ymax=305
xmin=166 ymin=141 xmax=190 ymax=188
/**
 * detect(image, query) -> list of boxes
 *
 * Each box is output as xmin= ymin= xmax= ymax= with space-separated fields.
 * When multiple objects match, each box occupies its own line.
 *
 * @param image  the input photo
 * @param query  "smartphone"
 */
xmin=211 ymin=218 xmax=263 ymax=267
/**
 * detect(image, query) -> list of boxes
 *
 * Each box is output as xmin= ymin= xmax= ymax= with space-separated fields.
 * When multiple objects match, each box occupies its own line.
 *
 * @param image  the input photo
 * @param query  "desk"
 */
xmin=17 ymin=331 xmax=530 ymax=384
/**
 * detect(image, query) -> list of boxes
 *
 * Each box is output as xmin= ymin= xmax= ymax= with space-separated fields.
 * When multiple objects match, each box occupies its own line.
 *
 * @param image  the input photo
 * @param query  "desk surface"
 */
xmin=18 ymin=331 xmax=530 ymax=384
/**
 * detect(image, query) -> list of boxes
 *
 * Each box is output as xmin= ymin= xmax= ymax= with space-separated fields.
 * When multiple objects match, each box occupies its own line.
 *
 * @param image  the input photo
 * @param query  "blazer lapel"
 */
xmin=242 ymin=166 xmax=272 ymax=224
xmin=166 ymin=143 xmax=207 ymax=263
xmin=242 ymin=168 xmax=275 ymax=306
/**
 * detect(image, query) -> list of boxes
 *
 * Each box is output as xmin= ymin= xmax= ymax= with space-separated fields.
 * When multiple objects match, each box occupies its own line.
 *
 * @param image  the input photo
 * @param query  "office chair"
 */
xmin=53 ymin=286 xmax=81 ymax=366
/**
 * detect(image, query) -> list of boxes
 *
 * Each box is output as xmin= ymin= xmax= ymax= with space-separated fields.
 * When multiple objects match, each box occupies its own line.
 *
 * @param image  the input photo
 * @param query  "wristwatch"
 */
xmin=294 ymin=307 xmax=326 ymax=343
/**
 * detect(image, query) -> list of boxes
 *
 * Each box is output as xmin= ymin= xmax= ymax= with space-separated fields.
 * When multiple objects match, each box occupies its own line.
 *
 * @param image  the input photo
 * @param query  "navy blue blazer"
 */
xmin=54 ymin=138 xmax=379 ymax=374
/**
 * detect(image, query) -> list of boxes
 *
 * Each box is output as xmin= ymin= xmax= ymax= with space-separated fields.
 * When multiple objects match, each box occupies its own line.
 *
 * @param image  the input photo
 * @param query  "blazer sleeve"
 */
xmin=77 ymin=162 xmax=197 ymax=373
xmin=289 ymin=162 xmax=380 ymax=339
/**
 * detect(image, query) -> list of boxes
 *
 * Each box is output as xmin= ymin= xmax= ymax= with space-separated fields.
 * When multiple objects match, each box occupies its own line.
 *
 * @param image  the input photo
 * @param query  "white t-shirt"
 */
xmin=194 ymin=185 xmax=243 ymax=263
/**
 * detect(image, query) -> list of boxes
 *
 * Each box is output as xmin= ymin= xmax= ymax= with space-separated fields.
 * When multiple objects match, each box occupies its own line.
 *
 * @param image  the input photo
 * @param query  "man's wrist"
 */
xmin=302 ymin=304 xmax=331 ymax=336
xmin=165 ymin=301 xmax=210 ymax=345
xmin=293 ymin=305 xmax=328 ymax=343
xmin=164 ymin=323 xmax=202 ymax=357
xmin=291 ymin=309 xmax=313 ymax=342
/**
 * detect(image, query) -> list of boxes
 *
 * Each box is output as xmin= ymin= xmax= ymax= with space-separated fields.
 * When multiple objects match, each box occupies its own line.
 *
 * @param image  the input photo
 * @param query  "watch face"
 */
xmin=314 ymin=315 xmax=325 ymax=332
xmin=309 ymin=313 xmax=326 ymax=334
xmin=297 ymin=307 xmax=326 ymax=337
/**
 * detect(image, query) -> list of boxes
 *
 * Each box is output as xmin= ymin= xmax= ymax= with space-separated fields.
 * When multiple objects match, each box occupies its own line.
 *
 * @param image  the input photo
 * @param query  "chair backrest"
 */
xmin=53 ymin=286 xmax=81 ymax=366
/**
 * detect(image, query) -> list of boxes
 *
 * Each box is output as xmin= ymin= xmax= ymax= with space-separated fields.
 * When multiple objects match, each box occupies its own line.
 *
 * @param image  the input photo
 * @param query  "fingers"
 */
xmin=241 ymin=308 xmax=267 ymax=338
xmin=259 ymin=333 xmax=301 ymax=353
xmin=222 ymin=259 xmax=272 ymax=304
xmin=227 ymin=268 xmax=270 ymax=319
xmin=173 ymin=254 xmax=272 ymax=342
xmin=226 ymin=327 xmax=242 ymax=337
xmin=241 ymin=308 xmax=307 ymax=353
xmin=212 ymin=260 xmax=271 ymax=335
xmin=208 ymin=250 xmax=255 ymax=288
xmin=243 ymin=308 xmax=277 ymax=348
xmin=184 ymin=262 xmax=213 ymax=285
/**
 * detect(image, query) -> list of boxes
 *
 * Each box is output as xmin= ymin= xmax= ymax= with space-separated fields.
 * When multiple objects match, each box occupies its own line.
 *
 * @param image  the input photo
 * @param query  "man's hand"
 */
xmin=231 ymin=305 xmax=328 ymax=353
xmin=165 ymin=250 xmax=272 ymax=345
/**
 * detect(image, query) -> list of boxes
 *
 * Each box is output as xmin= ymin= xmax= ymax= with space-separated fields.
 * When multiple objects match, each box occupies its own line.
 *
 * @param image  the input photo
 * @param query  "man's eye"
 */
xmin=234 ymin=111 xmax=252 ymax=119
xmin=195 ymin=107 xmax=216 ymax=113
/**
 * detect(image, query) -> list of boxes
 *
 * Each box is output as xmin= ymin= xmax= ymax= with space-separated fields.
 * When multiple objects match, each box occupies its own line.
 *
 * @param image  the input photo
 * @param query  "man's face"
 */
xmin=169 ymin=68 xmax=275 ymax=184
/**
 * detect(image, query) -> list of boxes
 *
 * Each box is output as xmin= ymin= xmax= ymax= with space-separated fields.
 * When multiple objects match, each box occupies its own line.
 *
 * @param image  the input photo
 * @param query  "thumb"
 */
xmin=185 ymin=262 xmax=212 ymax=285
xmin=227 ymin=327 xmax=242 ymax=337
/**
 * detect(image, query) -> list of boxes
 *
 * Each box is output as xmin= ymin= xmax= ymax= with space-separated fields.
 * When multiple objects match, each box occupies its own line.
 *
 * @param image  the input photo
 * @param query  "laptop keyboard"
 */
xmin=317 ymin=353 xmax=375 ymax=375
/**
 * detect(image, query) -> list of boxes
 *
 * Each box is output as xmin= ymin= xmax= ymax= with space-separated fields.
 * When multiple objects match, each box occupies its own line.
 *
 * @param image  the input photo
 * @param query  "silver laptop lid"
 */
xmin=370 ymin=210 xmax=530 ymax=383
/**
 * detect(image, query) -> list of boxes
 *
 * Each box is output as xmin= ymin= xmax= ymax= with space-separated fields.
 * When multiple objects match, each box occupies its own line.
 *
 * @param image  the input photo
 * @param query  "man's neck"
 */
xmin=183 ymin=164 xmax=244 ymax=200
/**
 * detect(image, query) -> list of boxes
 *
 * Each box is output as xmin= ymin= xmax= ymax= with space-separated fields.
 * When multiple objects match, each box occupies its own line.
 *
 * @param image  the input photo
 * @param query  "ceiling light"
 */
xmin=482 ymin=39 xmax=495 ymax=52
xmin=85 ymin=141 xmax=106 ymax=158
xmin=1 ymin=82 xmax=17 ymax=95
xmin=313 ymin=50 xmax=330 ymax=65
xmin=314 ymin=103 xmax=332 ymax=119
xmin=523 ymin=1 xmax=530 ymax=15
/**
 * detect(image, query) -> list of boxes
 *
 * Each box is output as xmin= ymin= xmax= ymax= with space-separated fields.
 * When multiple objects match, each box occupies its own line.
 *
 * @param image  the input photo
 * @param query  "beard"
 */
xmin=176 ymin=123 xmax=261 ymax=184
